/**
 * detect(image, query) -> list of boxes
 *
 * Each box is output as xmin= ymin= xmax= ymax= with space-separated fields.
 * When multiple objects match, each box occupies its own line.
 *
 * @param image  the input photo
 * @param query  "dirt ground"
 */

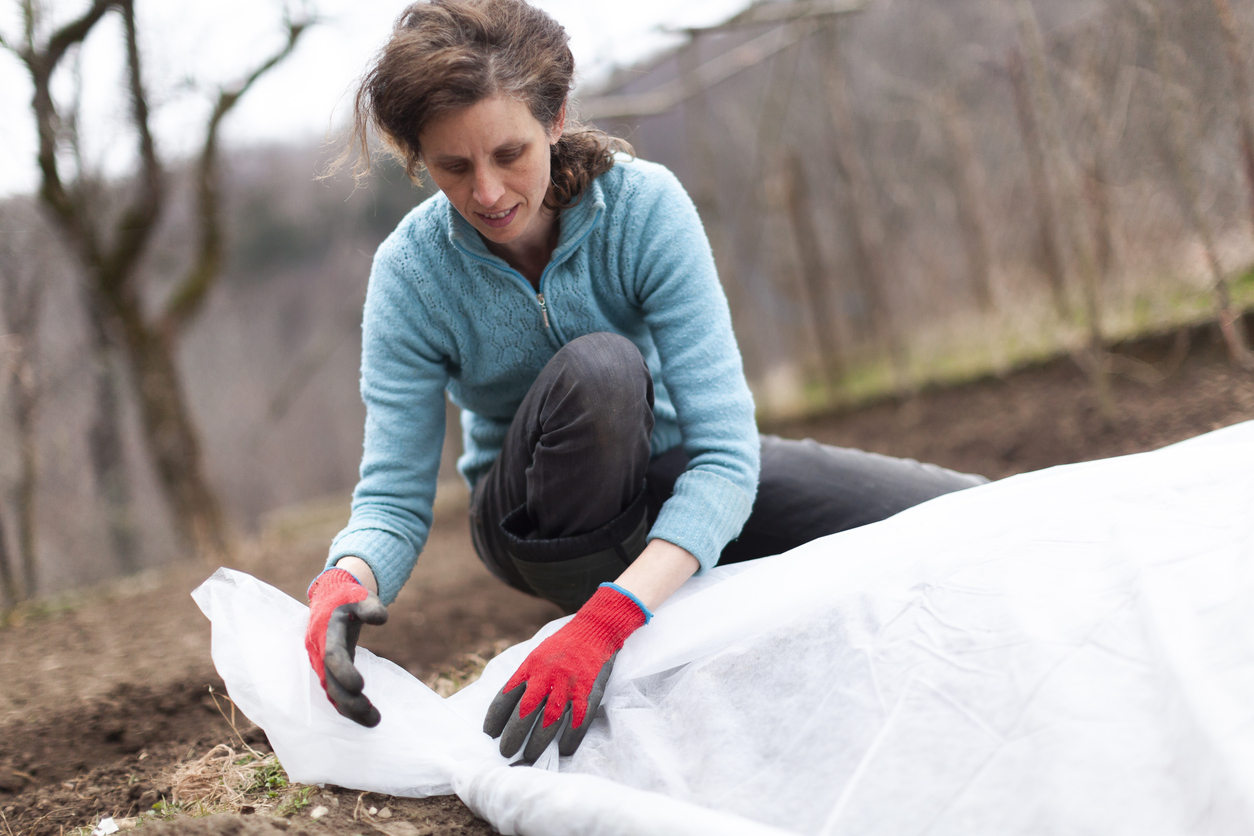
xmin=2 ymin=318 xmax=1252 ymax=836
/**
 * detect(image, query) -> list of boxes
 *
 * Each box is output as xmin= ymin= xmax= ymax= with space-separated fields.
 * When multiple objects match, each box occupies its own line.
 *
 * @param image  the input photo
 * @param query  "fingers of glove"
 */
xmin=324 ymin=607 xmax=365 ymax=694
xmin=523 ymin=702 xmax=571 ymax=763
xmin=484 ymin=681 xmax=525 ymax=738
xmin=499 ymin=693 xmax=547 ymax=759
xmin=347 ymin=593 xmax=389 ymax=627
xmin=324 ymin=666 xmax=381 ymax=727
xmin=559 ymin=651 xmax=617 ymax=757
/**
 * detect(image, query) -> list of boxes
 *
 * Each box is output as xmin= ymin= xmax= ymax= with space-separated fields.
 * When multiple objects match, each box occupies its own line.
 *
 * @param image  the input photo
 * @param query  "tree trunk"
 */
xmin=1147 ymin=0 xmax=1254 ymax=369
xmin=940 ymin=92 xmax=996 ymax=312
xmin=1211 ymin=0 xmax=1254 ymax=230
xmin=0 ymin=222 xmax=43 ymax=600
xmin=85 ymin=291 xmax=140 ymax=573
xmin=1007 ymin=48 xmax=1070 ymax=318
xmin=0 ymin=505 xmax=17 ymax=610
xmin=1085 ymin=159 xmax=1117 ymax=284
xmin=783 ymin=152 xmax=845 ymax=389
xmin=819 ymin=24 xmax=905 ymax=384
xmin=13 ymin=343 xmax=39 ymax=598
xmin=111 ymin=289 xmax=228 ymax=557
xmin=1013 ymin=2 xmax=1114 ymax=417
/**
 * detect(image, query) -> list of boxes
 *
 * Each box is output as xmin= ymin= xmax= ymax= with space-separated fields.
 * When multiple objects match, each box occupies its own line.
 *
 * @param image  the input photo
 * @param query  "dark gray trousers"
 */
xmin=470 ymin=333 xmax=986 ymax=611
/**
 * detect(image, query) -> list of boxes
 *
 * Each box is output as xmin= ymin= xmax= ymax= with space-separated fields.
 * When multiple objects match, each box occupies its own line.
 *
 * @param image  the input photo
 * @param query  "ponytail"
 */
xmin=546 ymin=124 xmax=634 ymax=209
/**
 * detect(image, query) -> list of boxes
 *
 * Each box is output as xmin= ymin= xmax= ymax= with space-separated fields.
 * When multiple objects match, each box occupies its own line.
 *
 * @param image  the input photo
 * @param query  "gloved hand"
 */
xmin=305 ymin=567 xmax=389 ymax=727
xmin=484 ymin=582 xmax=651 ymax=762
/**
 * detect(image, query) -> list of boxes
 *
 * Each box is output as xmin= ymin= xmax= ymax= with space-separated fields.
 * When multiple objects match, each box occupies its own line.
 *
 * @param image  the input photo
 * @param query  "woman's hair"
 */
xmin=345 ymin=0 xmax=632 ymax=209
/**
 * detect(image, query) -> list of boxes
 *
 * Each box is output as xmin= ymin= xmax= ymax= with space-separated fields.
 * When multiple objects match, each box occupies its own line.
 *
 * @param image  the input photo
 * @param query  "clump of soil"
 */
xmin=2 ymin=318 xmax=1252 ymax=835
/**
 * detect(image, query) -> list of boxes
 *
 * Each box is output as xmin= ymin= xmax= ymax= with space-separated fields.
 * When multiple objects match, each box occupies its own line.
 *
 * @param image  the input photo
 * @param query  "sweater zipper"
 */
xmin=536 ymin=292 xmax=551 ymax=328
xmin=452 ymin=205 xmax=602 ymax=341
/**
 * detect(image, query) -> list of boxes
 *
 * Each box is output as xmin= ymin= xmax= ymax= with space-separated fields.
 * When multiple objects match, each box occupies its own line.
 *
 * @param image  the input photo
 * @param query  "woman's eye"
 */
xmin=497 ymin=150 xmax=523 ymax=164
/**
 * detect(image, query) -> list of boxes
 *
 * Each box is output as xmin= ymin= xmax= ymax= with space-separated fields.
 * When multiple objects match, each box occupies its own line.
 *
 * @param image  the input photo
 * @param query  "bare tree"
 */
xmin=0 ymin=503 xmax=17 ymax=613
xmin=1210 ymin=0 xmax=1254 ymax=230
xmin=1007 ymin=46 xmax=1071 ymax=319
xmin=0 ymin=213 xmax=43 ymax=599
xmin=858 ymin=58 xmax=999 ymax=314
xmin=1139 ymin=0 xmax=1254 ymax=369
xmin=2 ymin=1 xmax=312 ymax=558
xmin=1012 ymin=0 xmax=1114 ymax=417
xmin=0 ymin=323 xmax=26 ymax=608
xmin=1055 ymin=24 xmax=1138 ymax=294
xmin=782 ymin=151 xmax=846 ymax=389
xmin=939 ymin=90 xmax=997 ymax=312
xmin=819 ymin=23 xmax=905 ymax=382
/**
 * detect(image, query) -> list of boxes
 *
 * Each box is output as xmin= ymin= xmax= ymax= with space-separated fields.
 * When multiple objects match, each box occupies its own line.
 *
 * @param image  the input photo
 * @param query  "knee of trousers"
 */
xmin=543 ymin=333 xmax=655 ymax=437
xmin=500 ymin=488 xmax=652 ymax=614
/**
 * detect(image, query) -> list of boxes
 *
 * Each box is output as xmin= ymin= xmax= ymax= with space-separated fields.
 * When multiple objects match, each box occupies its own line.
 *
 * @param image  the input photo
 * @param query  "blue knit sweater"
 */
xmin=326 ymin=157 xmax=760 ymax=604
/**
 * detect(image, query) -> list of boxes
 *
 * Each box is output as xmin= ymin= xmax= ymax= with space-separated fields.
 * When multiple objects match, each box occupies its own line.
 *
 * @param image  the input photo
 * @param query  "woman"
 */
xmin=304 ymin=0 xmax=984 ymax=764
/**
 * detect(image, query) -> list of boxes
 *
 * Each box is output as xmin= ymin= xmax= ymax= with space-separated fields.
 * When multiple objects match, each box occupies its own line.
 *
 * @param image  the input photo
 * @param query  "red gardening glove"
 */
xmin=306 ymin=567 xmax=388 ymax=727
xmin=483 ymin=583 xmax=651 ymax=762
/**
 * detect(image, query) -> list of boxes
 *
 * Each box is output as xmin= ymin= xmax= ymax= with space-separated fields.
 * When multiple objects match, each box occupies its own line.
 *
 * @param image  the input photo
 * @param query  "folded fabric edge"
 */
xmin=453 ymin=764 xmax=799 ymax=836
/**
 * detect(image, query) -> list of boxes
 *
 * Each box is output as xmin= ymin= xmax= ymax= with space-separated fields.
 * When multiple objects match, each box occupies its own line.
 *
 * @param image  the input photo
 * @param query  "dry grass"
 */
xmin=162 ymin=744 xmax=314 ymax=819
xmin=157 ymin=690 xmax=314 ymax=819
xmin=149 ymin=645 xmax=512 ymax=824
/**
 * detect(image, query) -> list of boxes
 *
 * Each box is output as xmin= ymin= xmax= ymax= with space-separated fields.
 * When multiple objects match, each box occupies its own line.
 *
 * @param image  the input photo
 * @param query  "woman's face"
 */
xmin=420 ymin=95 xmax=563 ymax=257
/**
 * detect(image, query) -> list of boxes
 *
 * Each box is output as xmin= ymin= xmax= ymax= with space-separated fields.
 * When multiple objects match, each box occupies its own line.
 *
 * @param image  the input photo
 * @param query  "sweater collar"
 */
xmin=445 ymin=176 xmax=606 ymax=272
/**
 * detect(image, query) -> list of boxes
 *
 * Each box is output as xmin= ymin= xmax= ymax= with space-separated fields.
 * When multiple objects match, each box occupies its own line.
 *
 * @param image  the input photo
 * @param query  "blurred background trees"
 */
xmin=1 ymin=0 xmax=1252 ymax=601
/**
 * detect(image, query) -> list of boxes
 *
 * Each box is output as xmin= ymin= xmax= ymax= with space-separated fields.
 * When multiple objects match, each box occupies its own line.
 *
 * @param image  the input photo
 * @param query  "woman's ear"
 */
xmin=550 ymin=102 xmax=567 ymax=144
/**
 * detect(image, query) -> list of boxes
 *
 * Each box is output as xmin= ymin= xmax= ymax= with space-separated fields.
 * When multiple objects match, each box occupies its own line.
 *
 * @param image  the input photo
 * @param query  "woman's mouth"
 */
xmin=476 ymin=204 xmax=520 ymax=229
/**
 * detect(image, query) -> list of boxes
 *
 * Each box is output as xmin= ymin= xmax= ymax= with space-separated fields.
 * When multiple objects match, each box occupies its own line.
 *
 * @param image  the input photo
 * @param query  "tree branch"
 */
xmin=44 ymin=0 xmax=114 ymax=69
xmin=161 ymin=16 xmax=312 ymax=335
xmin=22 ymin=0 xmax=118 ymax=268
xmin=98 ymin=0 xmax=163 ymax=294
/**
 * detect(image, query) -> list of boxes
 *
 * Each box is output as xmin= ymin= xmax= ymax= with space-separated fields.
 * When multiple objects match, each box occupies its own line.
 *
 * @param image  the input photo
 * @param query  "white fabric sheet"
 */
xmin=193 ymin=421 xmax=1254 ymax=835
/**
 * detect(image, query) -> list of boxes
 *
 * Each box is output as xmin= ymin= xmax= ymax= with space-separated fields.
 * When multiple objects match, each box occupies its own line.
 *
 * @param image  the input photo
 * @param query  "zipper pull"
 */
xmin=536 ymin=292 xmax=551 ymax=329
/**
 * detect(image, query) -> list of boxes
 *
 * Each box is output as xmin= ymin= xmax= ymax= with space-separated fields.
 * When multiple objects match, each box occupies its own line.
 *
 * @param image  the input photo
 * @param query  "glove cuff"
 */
xmin=307 ymin=566 xmax=362 ymax=602
xmin=569 ymin=584 xmax=649 ymax=649
xmin=598 ymin=582 xmax=654 ymax=623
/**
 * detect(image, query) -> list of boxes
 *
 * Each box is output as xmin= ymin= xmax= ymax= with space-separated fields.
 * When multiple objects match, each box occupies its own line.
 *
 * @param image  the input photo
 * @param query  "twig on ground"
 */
xmin=0 ymin=806 xmax=16 ymax=836
xmin=206 ymin=686 xmax=266 ymax=759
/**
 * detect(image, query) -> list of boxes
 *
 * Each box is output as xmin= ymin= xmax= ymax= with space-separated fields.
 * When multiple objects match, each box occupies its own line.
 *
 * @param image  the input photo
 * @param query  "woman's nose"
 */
xmin=473 ymin=169 xmax=505 ymax=208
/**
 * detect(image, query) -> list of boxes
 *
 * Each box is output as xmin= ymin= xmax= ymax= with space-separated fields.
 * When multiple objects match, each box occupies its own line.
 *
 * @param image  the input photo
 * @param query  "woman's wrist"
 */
xmin=334 ymin=555 xmax=380 ymax=596
xmin=611 ymin=538 xmax=699 ymax=613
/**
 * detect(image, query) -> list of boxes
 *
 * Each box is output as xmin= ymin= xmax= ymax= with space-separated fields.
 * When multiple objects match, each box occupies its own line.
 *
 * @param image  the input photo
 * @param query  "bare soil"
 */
xmin=2 ymin=318 xmax=1252 ymax=836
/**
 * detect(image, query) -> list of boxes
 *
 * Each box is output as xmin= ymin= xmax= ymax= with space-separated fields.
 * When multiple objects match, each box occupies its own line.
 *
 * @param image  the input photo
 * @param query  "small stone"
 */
xmin=368 ymin=807 xmax=377 ymax=816
xmin=309 ymin=806 xmax=329 ymax=820
xmin=378 ymin=808 xmax=391 ymax=819
xmin=269 ymin=819 xmax=290 ymax=831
